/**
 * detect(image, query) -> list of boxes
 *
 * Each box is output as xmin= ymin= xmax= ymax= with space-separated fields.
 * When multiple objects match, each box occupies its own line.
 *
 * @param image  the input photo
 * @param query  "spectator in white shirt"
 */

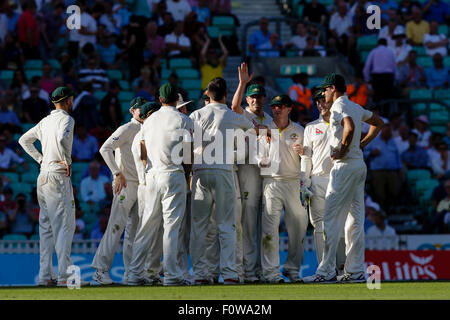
xmin=80 ymin=161 xmax=110 ymax=203
xmin=378 ymin=11 xmax=405 ymax=49
xmin=0 ymin=135 xmax=28 ymax=172
xmin=390 ymin=30 xmax=411 ymax=66
xmin=165 ymin=21 xmax=191 ymax=57
xmin=328 ymin=1 xmax=355 ymax=57
xmin=78 ymin=58 xmax=109 ymax=90
xmin=166 ymin=0 xmax=192 ymax=22
xmin=72 ymin=125 xmax=99 ymax=162
xmin=99 ymin=1 xmax=121 ymax=35
xmin=73 ymin=206 xmax=86 ymax=240
xmin=423 ymin=20 xmax=448 ymax=57
xmin=431 ymin=142 xmax=450 ymax=179
xmin=257 ymin=33 xmax=282 ymax=57
xmin=393 ymin=124 xmax=410 ymax=155
xmin=366 ymin=209 xmax=397 ymax=237
xmin=412 ymin=115 xmax=432 ymax=149
xmin=285 ymin=22 xmax=308 ymax=55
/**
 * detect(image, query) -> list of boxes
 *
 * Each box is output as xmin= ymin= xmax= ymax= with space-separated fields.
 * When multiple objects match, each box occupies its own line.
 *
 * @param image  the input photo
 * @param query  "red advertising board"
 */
xmin=365 ymin=250 xmax=450 ymax=281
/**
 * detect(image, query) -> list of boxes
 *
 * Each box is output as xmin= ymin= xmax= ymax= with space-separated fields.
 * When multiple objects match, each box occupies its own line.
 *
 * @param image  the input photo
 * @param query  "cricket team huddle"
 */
xmin=19 ymin=63 xmax=384 ymax=287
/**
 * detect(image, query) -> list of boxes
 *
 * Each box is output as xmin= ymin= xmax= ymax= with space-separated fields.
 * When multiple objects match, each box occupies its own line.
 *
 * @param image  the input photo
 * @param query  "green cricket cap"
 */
xmin=311 ymin=86 xmax=325 ymax=101
xmin=159 ymin=83 xmax=179 ymax=102
xmin=269 ymin=94 xmax=292 ymax=107
xmin=319 ymin=73 xmax=346 ymax=91
xmin=130 ymin=96 xmax=147 ymax=109
xmin=139 ymin=102 xmax=160 ymax=119
xmin=51 ymin=86 xmax=74 ymax=103
xmin=246 ymin=84 xmax=266 ymax=97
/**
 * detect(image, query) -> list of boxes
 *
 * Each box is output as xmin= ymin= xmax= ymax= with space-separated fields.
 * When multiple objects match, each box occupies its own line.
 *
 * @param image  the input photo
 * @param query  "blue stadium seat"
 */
xmin=71 ymin=162 xmax=90 ymax=175
xmin=2 ymin=172 xmax=19 ymax=184
xmin=2 ymin=234 xmax=28 ymax=241
xmin=412 ymin=46 xmax=426 ymax=57
xmin=280 ymin=64 xmax=316 ymax=76
xmin=416 ymin=56 xmax=433 ymax=68
xmin=360 ymin=50 xmax=370 ymax=63
xmin=434 ymin=89 xmax=450 ymax=100
xmin=444 ymin=56 xmax=450 ymax=67
xmin=438 ymin=25 xmax=448 ymax=37
xmin=10 ymin=182 xmax=33 ymax=197
xmin=47 ymin=59 xmax=61 ymax=70
xmin=161 ymin=68 xmax=172 ymax=80
xmin=21 ymin=171 xmax=39 ymax=184
xmin=93 ymin=91 xmax=107 ymax=101
xmin=118 ymin=91 xmax=134 ymax=102
xmin=276 ymin=77 xmax=294 ymax=93
xmin=430 ymin=125 xmax=447 ymax=134
xmin=0 ymin=70 xmax=14 ymax=85
xmin=121 ymin=102 xmax=130 ymax=114
xmin=169 ymin=58 xmax=192 ymax=69
xmin=409 ymin=89 xmax=432 ymax=99
xmin=356 ymin=35 xmax=378 ymax=51
xmin=119 ymin=80 xmax=130 ymax=91
xmin=24 ymin=60 xmax=43 ymax=70
xmin=21 ymin=123 xmax=35 ymax=133
xmin=25 ymin=70 xmax=43 ymax=80
xmin=181 ymin=79 xmax=202 ymax=90
xmin=429 ymin=111 xmax=449 ymax=125
xmin=207 ymin=26 xmax=220 ymax=38
xmin=30 ymin=234 xmax=40 ymax=240
xmin=107 ymin=69 xmax=122 ymax=80
xmin=177 ymin=69 xmax=199 ymax=79
xmin=187 ymin=90 xmax=201 ymax=100
xmin=407 ymin=169 xmax=431 ymax=184
xmin=415 ymin=179 xmax=439 ymax=197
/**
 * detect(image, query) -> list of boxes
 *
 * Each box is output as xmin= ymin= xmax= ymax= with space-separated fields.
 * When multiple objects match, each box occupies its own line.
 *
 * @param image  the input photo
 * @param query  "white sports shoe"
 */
xmin=93 ymin=270 xmax=114 ymax=285
xmin=302 ymin=273 xmax=337 ymax=284
xmin=337 ymin=272 xmax=366 ymax=283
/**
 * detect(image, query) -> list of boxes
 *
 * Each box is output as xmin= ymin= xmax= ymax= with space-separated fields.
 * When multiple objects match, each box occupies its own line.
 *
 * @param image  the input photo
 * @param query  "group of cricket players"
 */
xmin=18 ymin=62 xmax=384 ymax=287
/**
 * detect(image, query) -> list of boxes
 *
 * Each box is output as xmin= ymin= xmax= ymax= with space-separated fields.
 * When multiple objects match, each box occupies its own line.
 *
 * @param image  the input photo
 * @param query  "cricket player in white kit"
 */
xmin=92 ymin=97 xmax=148 ymax=285
xmin=231 ymin=63 xmax=273 ymax=283
xmin=189 ymin=77 xmax=256 ymax=284
xmin=128 ymin=83 xmax=193 ymax=286
xmin=259 ymin=94 xmax=308 ymax=283
xmin=303 ymin=74 xmax=384 ymax=283
xmin=19 ymin=87 xmax=89 ymax=287
xmin=301 ymin=88 xmax=346 ymax=273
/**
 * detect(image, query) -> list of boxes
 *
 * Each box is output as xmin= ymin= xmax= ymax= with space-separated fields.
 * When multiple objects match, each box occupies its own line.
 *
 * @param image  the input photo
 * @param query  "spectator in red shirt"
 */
xmin=17 ymin=0 xmax=39 ymax=59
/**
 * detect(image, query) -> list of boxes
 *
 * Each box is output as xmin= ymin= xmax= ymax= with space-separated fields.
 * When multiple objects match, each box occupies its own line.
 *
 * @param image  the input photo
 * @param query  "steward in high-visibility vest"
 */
xmin=287 ymin=73 xmax=312 ymax=112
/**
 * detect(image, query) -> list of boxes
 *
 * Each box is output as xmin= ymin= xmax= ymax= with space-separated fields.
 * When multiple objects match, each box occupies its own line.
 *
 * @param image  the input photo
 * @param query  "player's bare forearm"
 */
xmin=360 ymin=114 xmax=384 ymax=149
xmin=340 ymin=116 xmax=355 ymax=155
xmin=231 ymin=82 xmax=246 ymax=114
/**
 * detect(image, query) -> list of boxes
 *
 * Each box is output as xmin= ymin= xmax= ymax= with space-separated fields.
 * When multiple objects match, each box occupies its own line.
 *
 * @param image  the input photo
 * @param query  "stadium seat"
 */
xmin=318 ymin=0 xmax=334 ymax=5
xmin=10 ymin=182 xmax=33 ymax=197
xmin=118 ymin=91 xmax=134 ymax=102
xmin=123 ymin=113 xmax=132 ymax=123
xmin=356 ymin=35 xmax=378 ymax=51
xmin=276 ymin=77 xmax=294 ymax=93
xmin=409 ymin=89 xmax=432 ymax=99
xmin=27 ymin=162 xmax=40 ymax=174
xmin=121 ymin=102 xmax=130 ymax=114
xmin=207 ymin=26 xmax=220 ymax=38
xmin=93 ymin=91 xmax=107 ymax=102
xmin=430 ymin=103 xmax=447 ymax=112
xmin=434 ymin=89 xmax=450 ymax=100
xmin=47 ymin=59 xmax=61 ymax=70
xmin=71 ymin=162 xmax=90 ymax=175
xmin=21 ymin=123 xmax=34 ymax=133
xmin=211 ymin=15 xmax=235 ymax=36
xmin=412 ymin=103 xmax=426 ymax=115
xmin=407 ymin=169 xmax=431 ymax=185
xmin=360 ymin=50 xmax=370 ymax=63
xmin=160 ymin=59 xmax=167 ymax=69
xmin=25 ymin=70 xmax=43 ymax=81
xmin=438 ymin=25 xmax=448 ymax=37
xmin=444 ymin=56 xmax=450 ymax=67
xmin=3 ymin=234 xmax=28 ymax=241
xmin=0 ymin=70 xmax=14 ymax=85
xmin=414 ymin=179 xmax=439 ymax=197
xmin=181 ymin=79 xmax=202 ymax=90
xmin=187 ymin=90 xmax=201 ymax=100
xmin=412 ymin=46 xmax=426 ymax=56
xmin=430 ymin=125 xmax=446 ymax=134
xmin=107 ymin=69 xmax=122 ymax=80
xmin=21 ymin=171 xmax=39 ymax=184
xmin=161 ymin=68 xmax=172 ymax=80
xmin=30 ymin=234 xmax=40 ymax=240
xmin=176 ymin=69 xmax=199 ymax=79
xmin=429 ymin=111 xmax=449 ymax=125
xmin=80 ymin=202 xmax=100 ymax=215
xmin=169 ymin=58 xmax=192 ymax=69
xmin=119 ymin=80 xmax=130 ymax=91
xmin=416 ymin=56 xmax=433 ymax=68
xmin=23 ymin=60 xmax=43 ymax=70
xmin=1 ymin=172 xmax=19 ymax=184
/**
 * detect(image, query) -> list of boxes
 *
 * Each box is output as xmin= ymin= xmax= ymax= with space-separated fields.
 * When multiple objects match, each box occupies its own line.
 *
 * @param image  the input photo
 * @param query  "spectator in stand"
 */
xmin=256 ymin=32 xmax=282 ymax=57
xmin=426 ymin=179 xmax=450 ymax=233
xmin=132 ymin=65 xmax=157 ymax=95
xmin=166 ymin=0 xmax=191 ymax=22
xmin=165 ymin=21 xmax=191 ymax=57
xmin=401 ymin=131 xmax=431 ymax=169
xmin=4 ymin=0 xmax=19 ymax=34
xmin=394 ymin=124 xmax=410 ymax=155
xmin=426 ymin=53 xmax=449 ymax=89
xmin=389 ymin=112 xmax=403 ymax=138
xmin=390 ymin=30 xmax=411 ymax=66
xmin=73 ymin=205 xmax=85 ymax=240
xmin=431 ymin=142 xmax=450 ymax=179
xmin=41 ymin=63 xmax=56 ymax=95
xmin=21 ymin=85 xmax=49 ymax=123
xmin=302 ymin=36 xmax=326 ymax=57
xmin=8 ymin=193 xmax=36 ymax=238
xmin=72 ymin=82 xmax=102 ymax=131
xmin=302 ymin=0 xmax=328 ymax=26
xmin=40 ymin=1 xmax=64 ymax=60
xmin=200 ymin=35 xmax=228 ymax=90
xmin=285 ymin=22 xmax=308 ymax=55
xmin=79 ymin=58 xmax=109 ymax=91
xmin=184 ymin=11 xmax=207 ymax=56
xmin=0 ymin=135 xmax=27 ymax=172
xmin=90 ymin=202 xmax=111 ymax=240
xmin=423 ymin=0 xmax=450 ymax=24
xmin=157 ymin=12 xmax=175 ymax=37
xmin=23 ymin=76 xmax=50 ymax=104
xmin=61 ymin=61 xmax=79 ymax=94
xmin=1 ymin=32 xmax=24 ymax=70
xmin=406 ymin=7 xmax=430 ymax=46
xmin=72 ymin=125 xmax=99 ymax=162
xmin=427 ymin=132 xmax=443 ymax=167
xmin=153 ymin=1 xmax=168 ymax=26
xmin=96 ymin=34 xmax=121 ymax=69
xmin=397 ymin=0 xmax=422 ymax=24
xmin=192 ymin=0 xmax=210 ymax=25
xmin=145 ymin=20 xmax=166 ymax=57
xmin=378 ymin=12 xmax=405 ymax=50
xmin=80 ymin=161 xmax=110 ymax=204
xmin=423 ymin=20 xmax=448 ymax=58
xmin=397 ymin=50 xmax=426 ymax=97
xmin=346 ymin=70 xmax=370 ymax=107
xmin=168 ymin=72 xmax=188 ymax=101
xmin=353 ymin=2 xmax=378 ymax=37
xmin=444 ymin=123 xmax=450 ymax=147
xmin=287 ymin=73 xmax=312 ymax=113
xmin=209 ymin=0 xmax=231 ymax=14
xmin=412 ymin=115 xmax=432 ymax=148
xmin=363 ymin=38 xmax=397 ymax=103
xmin=0 ymin=93 xmax=20 ymax=128
xmin=373 ymin=0 xmax=399 ymax=24
xmin=366 ymin=209 xmax=397 ymax=237
xmin=0 ymin=206 xmax=7 ymax=238
xmin=364 ymin=124 xmax=402 ymax=212
xmin=17 ymin=0 xmax=39 ymax=59
xmin=81 ymin=154 xmax=113 ymax=182
xmin=100 ymin=80 xmax=123 ymax=130
xmin=100 ymin=0 xmax=122 ymax=36
xmin=10 ymin=69 xmax=29 ymax=101
xmin=249 ymin=17 xmax=271 ymax=57
xmin=328 ymin=1 xmax=355 ymax=57
xmin=0 ymin=186 xmax=14 ymax=213
xmin=28 ymin=187 xmax=39 ymax=225
xmin=2 ymin=127 xmax=21 ymax=155
xmin=0 ymin=4 xmax=7 ymax=44
xmin=113 ymin=0 xmax=132 ymax=27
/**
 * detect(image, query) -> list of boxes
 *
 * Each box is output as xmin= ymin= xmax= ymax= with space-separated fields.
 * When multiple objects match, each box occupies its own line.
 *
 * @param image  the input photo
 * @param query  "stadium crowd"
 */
xmin=0 ymin=0 xmax=449 ymax=242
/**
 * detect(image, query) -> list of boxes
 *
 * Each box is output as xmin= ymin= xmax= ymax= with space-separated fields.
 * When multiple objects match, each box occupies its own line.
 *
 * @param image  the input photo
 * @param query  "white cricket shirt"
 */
xmin=131 ymin=127 xmax=146 ymax=185
xmin=19 ymin=109 xmax=74 ymax=175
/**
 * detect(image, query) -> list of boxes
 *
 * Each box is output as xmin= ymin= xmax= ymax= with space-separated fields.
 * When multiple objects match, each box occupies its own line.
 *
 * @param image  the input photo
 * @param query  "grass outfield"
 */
xmin=0 ymin=282 xmax=449 ymax=300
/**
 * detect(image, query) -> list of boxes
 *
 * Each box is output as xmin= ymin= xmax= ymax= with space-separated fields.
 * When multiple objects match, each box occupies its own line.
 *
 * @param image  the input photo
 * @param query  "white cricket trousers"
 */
xmin=204 ymin=170 xmax=243 ymax=279
xmin=261 ymin=178 xmax=308 ymax=281
xmin=91 ymin=181 xmax=139 ymax=274
xmin=310 ymin=175 xmax=346 ymax=270
xmin=37 ymin=171 xmax=75 ymax=283
xmin=190 ymin=169 xmax=238 ymax=281
xmin=177 ymin=189 xmax=191 ymax=279
xmin=316 ymin=159 xmax=367 ymax=277
xmin=128 ymin=171 xmax=186 ymax=285
xmin=237 ymin=164 xmax=263 ymax=280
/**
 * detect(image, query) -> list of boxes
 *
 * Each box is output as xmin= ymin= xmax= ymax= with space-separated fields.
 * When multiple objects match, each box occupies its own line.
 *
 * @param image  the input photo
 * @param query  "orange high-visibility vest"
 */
xmin=346 ymin=84 xmax=368 ymax=107
xmin=288 ymin=85 xmax=312 ymax=110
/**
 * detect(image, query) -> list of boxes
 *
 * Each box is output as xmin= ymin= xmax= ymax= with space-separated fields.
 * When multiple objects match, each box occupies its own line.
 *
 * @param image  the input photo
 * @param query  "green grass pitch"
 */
xmin=0 ymin=282 xmax=449 ymax=300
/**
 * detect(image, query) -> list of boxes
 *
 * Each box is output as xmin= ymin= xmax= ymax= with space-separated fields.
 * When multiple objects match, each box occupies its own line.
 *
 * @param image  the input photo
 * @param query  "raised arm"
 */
xmin=200 ymin=36 xmax=211 ymax=66
xmin=231 ymin=62 xmax=253 ymax=114
xmin=218 ymin=34 xmax=229 ymax=67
